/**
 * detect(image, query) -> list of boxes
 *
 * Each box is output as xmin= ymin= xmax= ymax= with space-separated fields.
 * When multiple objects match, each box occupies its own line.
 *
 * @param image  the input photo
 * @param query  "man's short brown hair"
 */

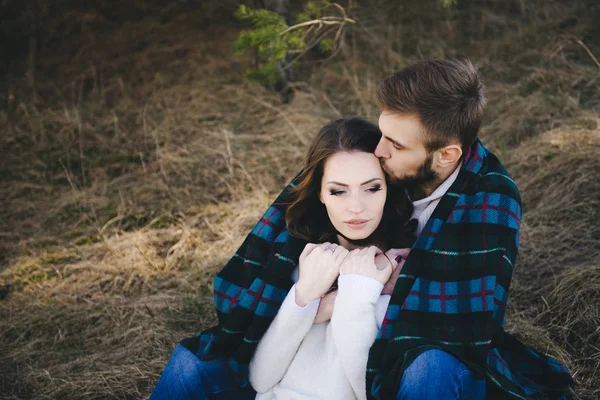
xmin=376 ymin=59 xmax=486 ymax=152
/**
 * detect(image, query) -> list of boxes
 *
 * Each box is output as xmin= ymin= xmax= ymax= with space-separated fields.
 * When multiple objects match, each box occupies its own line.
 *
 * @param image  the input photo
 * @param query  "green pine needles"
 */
xmin=234 ymin=1 xmax=355 ymax=85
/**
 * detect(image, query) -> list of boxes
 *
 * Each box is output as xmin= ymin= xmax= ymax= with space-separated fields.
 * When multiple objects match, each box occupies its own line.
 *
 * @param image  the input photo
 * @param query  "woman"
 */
xmin=150 ymin=117 xmax=414 ymax=400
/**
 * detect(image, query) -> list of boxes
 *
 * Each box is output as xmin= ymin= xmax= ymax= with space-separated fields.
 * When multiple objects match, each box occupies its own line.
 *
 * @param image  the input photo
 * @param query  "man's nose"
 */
xmin=374 ymin=140 xmax=389 ymax=159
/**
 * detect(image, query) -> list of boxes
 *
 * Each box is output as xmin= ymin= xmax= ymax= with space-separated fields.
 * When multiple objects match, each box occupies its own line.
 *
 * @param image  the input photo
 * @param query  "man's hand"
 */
xmin=314 ymin=290 xmax=337 ymax=324
xmin=339 ymin=246 xmax=391 ymax=285
xmin=381 ymin=248 xmax=410 ymax=295
xmin=295 ymin=243 xmax=348 ymax=307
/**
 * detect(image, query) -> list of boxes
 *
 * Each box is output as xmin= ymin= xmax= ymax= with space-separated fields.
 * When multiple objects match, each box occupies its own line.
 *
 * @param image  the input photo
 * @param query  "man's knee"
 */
xmin=397 ymin=349 xmax=477 ymax=399
xmin=404 ymin=349 xmax=459 ymax=381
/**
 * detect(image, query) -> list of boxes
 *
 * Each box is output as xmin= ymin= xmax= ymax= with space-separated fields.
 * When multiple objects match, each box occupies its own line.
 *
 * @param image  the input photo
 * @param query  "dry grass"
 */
xmin=1 ymin=9 xmax=332 ymax=399
xmin=0 ymin=195 xmax=279 ymax=399
xmin=503 ymin=122 xmax=600 ymax=399
xmin=1 ymin=1 xmax=599 ymax=399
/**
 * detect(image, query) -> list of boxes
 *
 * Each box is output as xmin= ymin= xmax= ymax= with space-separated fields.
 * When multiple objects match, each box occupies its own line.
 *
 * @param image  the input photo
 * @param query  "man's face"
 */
xmin=375 ymin=112 xmax=437 ymax=187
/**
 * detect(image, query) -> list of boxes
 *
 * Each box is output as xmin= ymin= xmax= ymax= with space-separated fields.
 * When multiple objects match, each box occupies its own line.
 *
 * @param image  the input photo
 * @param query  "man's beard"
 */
xmin=381 ymin=152 xmax=438 ymax=189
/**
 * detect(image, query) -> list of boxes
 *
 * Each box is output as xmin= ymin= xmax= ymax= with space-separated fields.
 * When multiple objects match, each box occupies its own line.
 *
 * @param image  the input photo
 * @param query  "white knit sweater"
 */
xmin=249 ymin=275 xmax=391 ymax=400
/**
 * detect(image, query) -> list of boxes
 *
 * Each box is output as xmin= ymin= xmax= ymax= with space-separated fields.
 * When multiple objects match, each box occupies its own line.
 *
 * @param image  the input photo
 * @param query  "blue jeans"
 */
xmin=149 ymin=345 xmax=255 ymax=400
xmin=150 ymin=346 xmax=485 ymax=399
xmin=396 ymin=349 xmax=486 ymax=400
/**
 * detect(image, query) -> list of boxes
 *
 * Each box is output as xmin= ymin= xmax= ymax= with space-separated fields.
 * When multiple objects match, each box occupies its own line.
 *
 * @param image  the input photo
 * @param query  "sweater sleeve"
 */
xmin=330 ymin=274 xmax=384 ymax=400
xmin=375 ymin=294 xmax=391 ymax=328
xmin=248 ymin=283 xmax=319 ymax=393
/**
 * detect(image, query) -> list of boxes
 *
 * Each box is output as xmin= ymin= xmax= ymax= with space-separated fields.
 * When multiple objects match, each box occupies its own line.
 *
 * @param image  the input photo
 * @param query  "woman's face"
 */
xmin=320 ymin=151 xmax=387 ymax=241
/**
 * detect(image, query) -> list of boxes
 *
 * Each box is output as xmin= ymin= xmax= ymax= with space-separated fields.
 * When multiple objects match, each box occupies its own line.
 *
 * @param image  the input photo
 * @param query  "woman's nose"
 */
xmin=348 ymin=196 xmax=364 ymax=214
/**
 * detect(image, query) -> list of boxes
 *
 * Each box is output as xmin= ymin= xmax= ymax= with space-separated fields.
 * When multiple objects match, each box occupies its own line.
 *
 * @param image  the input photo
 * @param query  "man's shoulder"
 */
xmin=446 ymin=145 xmax=522 ymax=235
xmin=467 ymin=143 xmax=521 ymax=202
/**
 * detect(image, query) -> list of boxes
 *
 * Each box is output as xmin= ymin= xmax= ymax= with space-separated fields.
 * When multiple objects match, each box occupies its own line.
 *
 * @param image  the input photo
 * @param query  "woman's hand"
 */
xmin=314 ymin=290 xmax=337 ymax=324
xmin=380 ymin=248 xmax=410 ymax=295
xmin=339 ymin=246 xmax=392 ymax=285
xmin=295 ymin=243 xmax=348 ymax=307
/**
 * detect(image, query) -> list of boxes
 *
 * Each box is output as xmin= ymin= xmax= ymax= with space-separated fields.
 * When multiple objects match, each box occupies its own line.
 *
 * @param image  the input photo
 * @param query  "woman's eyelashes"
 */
xmin=329 ymin=185 xmax=382 ymax=196
xmin=367 ymin=185 xmax=383 ymax=193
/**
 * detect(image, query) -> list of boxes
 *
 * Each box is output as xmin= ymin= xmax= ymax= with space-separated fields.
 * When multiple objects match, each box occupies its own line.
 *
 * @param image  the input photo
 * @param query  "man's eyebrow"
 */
xmin=326 ymin=178 xmax=382 ymax=187
xmin=384 ymin=135 xmax=403 ymax=147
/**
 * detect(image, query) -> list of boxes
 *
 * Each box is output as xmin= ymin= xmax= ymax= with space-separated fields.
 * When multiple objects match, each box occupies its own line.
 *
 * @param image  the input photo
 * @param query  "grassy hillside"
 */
xmin=1 ymin=1 xmax=598 ymax=398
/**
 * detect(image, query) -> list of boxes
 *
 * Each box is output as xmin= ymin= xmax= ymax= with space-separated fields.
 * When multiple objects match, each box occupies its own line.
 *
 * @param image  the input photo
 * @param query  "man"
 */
xmin=154 ymin=59 xmax=573 ymax=399
xmin=368 ymin=59 xmax=491 ymax=398
xmin=363 ymin=60 xmax=572 ymax=399
xmin=374 ymin=59 xmax=483 ymax=235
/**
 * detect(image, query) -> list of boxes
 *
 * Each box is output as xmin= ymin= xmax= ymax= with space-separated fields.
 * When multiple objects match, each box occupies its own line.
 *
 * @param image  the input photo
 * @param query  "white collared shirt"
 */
xmin=411 ymin=165 xmax=461 ymax=236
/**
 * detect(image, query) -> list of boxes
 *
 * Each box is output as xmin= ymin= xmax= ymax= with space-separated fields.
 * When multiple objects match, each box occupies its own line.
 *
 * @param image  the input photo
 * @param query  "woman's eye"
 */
xmin=330 ymin=190 xmax=345 ymax=196
xmin=367 ymin=185 xmax=382 ymax=193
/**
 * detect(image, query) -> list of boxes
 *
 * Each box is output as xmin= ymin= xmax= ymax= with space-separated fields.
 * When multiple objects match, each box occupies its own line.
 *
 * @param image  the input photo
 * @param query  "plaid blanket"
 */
xmin=180 ymin=140 xmax=574 ymax=399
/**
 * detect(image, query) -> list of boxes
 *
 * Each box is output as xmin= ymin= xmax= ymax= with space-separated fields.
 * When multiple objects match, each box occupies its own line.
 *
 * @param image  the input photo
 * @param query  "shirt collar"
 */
xmin=412 ymin=165 xmax=461 ymax=206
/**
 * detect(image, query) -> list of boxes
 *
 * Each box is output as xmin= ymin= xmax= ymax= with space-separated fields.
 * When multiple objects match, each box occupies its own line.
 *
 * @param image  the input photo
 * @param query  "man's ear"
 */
xmin=437 ymin=144 xmax=462 ymax=168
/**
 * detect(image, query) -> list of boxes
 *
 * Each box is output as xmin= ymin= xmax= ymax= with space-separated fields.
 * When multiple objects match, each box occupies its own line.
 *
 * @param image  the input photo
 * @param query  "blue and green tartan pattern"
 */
xmin=366 ymin=141 xmax=573 ymax=399
xmin=179 ymin=140 xmax=573 ymax=400
xmin=399 ymin=275 xmax=497 ymax=314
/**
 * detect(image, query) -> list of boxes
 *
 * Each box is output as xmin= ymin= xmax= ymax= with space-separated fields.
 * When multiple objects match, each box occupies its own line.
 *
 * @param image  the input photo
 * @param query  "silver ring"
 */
xmin=325 ymin=245 xmax=336 ymax=252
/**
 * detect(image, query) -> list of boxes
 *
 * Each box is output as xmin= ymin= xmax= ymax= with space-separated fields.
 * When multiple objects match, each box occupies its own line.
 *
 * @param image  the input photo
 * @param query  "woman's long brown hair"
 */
xmin=284 ymin=117 xmax=415 ymax=251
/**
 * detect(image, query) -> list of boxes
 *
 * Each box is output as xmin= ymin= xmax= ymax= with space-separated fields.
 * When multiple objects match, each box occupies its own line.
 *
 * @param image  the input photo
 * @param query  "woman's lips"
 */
xmin=345 ymin=219 xmax=369 ymax=229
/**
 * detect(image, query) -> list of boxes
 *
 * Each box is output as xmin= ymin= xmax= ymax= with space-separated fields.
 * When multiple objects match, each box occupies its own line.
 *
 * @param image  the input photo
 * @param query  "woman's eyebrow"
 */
xmin=360 ymin=178 xmax=383 ymax=185
xmin=326 ymin=178 xmax=382 ymax=187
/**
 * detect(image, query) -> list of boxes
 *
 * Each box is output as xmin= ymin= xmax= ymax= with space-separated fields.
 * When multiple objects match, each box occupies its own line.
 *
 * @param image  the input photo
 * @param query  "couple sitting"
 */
xmin=150 ymin=59 xmax=574 ymax=399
